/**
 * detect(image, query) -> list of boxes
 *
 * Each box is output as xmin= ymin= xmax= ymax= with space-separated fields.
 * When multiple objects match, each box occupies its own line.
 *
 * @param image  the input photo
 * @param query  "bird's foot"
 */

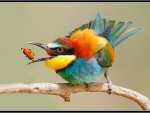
xmin=104 ymin=70 xmax=114 ymax=95
xmin=107 ymin=79 xmax=113 ymax=95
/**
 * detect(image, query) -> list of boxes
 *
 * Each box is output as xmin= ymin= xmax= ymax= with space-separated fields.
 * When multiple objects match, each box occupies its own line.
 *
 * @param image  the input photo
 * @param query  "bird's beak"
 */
xmin=28 ymin=42 xmax=57 ymax=56
xmin=27 ymin=42 xmax=56 ymax=65
xmin=27 ymin=56 xmax=54 ymax=65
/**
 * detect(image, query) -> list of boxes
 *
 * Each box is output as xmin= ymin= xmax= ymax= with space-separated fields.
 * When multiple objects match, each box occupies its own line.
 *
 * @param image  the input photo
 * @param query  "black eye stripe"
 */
xmin=51 ymin=47 xmax=75 ymax=55
xmin=63 ymin=49 xmax=75 ymax=55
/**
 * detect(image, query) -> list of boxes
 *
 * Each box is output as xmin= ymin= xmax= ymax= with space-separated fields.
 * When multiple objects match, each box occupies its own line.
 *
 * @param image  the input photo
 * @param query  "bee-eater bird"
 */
xmin=27 ymin=12 xmax=144 ymax=94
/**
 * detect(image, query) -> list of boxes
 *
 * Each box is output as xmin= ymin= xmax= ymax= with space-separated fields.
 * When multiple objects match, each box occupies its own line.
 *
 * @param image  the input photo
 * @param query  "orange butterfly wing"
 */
xmin=27 ymin=52 xmax=35 ymax=60
xmin=23 ymin=49 xmax=32 ymax=55
xmin=21 ymin=48 xmax=35 ymax=60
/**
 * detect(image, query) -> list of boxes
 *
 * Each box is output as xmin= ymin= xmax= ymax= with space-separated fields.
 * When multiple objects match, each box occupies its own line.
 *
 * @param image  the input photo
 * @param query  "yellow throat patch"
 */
xmin=44 ymin=55 xmax=76 ymax=71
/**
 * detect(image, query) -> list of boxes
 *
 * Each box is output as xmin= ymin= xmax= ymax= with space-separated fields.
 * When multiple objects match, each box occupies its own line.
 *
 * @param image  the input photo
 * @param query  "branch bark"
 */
xmin=0 ymin=82 xmax=149 ymax=110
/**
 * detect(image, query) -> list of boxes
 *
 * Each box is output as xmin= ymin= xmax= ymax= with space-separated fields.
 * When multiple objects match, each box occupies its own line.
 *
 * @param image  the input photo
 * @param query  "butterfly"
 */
xmin=21 ymin=48 xmax=35 ymax=61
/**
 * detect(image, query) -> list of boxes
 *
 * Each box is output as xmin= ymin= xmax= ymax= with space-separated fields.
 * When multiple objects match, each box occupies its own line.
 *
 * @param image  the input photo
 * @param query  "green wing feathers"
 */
xmin=96 ymin=43 xmax=115 ymax=68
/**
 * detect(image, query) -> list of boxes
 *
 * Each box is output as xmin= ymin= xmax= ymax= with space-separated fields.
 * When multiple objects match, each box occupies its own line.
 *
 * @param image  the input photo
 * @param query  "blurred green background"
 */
xmin=0 ymin=2 xmax=149 ymax=110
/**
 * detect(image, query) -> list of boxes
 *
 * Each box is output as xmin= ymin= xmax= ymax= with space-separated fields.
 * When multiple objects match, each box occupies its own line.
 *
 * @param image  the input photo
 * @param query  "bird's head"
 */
xmin=28 ymin=38 xmax=76 ymax=71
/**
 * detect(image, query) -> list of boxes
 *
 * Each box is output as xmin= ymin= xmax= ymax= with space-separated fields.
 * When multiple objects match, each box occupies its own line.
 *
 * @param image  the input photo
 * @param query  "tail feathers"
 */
xmin=111 ymin=22 xmax=126 ymax=39
xmin=65 ymin=12 xmax=144 ymax=48
xmin=113 ymin=27 xmax=144 ymax=47
xmin=65 ymin=12 xmax=105 ymax=37
xmin=90 ymin=12 xmax=105 ymax=35
xmin=112 ymin=21 xmax=133 ymax=45
xmin=103 ymin=19 xmax=107 ymax=30
xmin=98 ymin=14 xmax=144 ymax=48
xmin=106 ymin=20 xmax=116 ymax=29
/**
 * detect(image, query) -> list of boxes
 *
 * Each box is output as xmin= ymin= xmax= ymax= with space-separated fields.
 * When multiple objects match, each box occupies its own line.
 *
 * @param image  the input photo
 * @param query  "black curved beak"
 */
xmin=27 ymin=42 xmax=56 ymax=65
xmin=27 ymin=56 xmax=54 ymax=65
xmin=28 ymin=42 xmax=57 ymax=56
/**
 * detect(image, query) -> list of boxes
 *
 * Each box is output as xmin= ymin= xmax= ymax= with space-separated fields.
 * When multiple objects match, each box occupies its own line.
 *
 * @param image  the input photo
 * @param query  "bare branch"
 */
xmin=0 ymin=82 xmax=149 ymax=110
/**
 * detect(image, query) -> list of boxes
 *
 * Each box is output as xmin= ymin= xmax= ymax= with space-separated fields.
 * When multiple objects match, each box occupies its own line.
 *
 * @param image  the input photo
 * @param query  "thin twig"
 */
xmin=0 ymin=82 xmax=149 ymax=110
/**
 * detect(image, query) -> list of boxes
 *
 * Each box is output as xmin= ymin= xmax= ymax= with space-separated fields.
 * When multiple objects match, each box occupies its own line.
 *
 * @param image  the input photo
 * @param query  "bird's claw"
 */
xmin=107 ymin=81 xmax=113 ymax=95
xmin=104 ymin=70 xmax=114 ymax=95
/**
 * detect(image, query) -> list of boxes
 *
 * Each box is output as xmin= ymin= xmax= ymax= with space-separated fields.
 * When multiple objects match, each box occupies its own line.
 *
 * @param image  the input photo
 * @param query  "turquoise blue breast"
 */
xmin=57 ymin=57 xmax=105 ymax=85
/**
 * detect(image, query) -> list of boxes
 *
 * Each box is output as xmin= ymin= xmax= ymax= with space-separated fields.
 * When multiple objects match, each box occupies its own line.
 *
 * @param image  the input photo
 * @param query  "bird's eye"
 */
xmin=57 ymin=47 xmax=64 ymax=53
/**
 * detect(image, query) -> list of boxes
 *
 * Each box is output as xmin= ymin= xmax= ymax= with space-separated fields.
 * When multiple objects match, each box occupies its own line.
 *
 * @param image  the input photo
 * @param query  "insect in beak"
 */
xmin=27 ymin=42 xmax=56 ymax=65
